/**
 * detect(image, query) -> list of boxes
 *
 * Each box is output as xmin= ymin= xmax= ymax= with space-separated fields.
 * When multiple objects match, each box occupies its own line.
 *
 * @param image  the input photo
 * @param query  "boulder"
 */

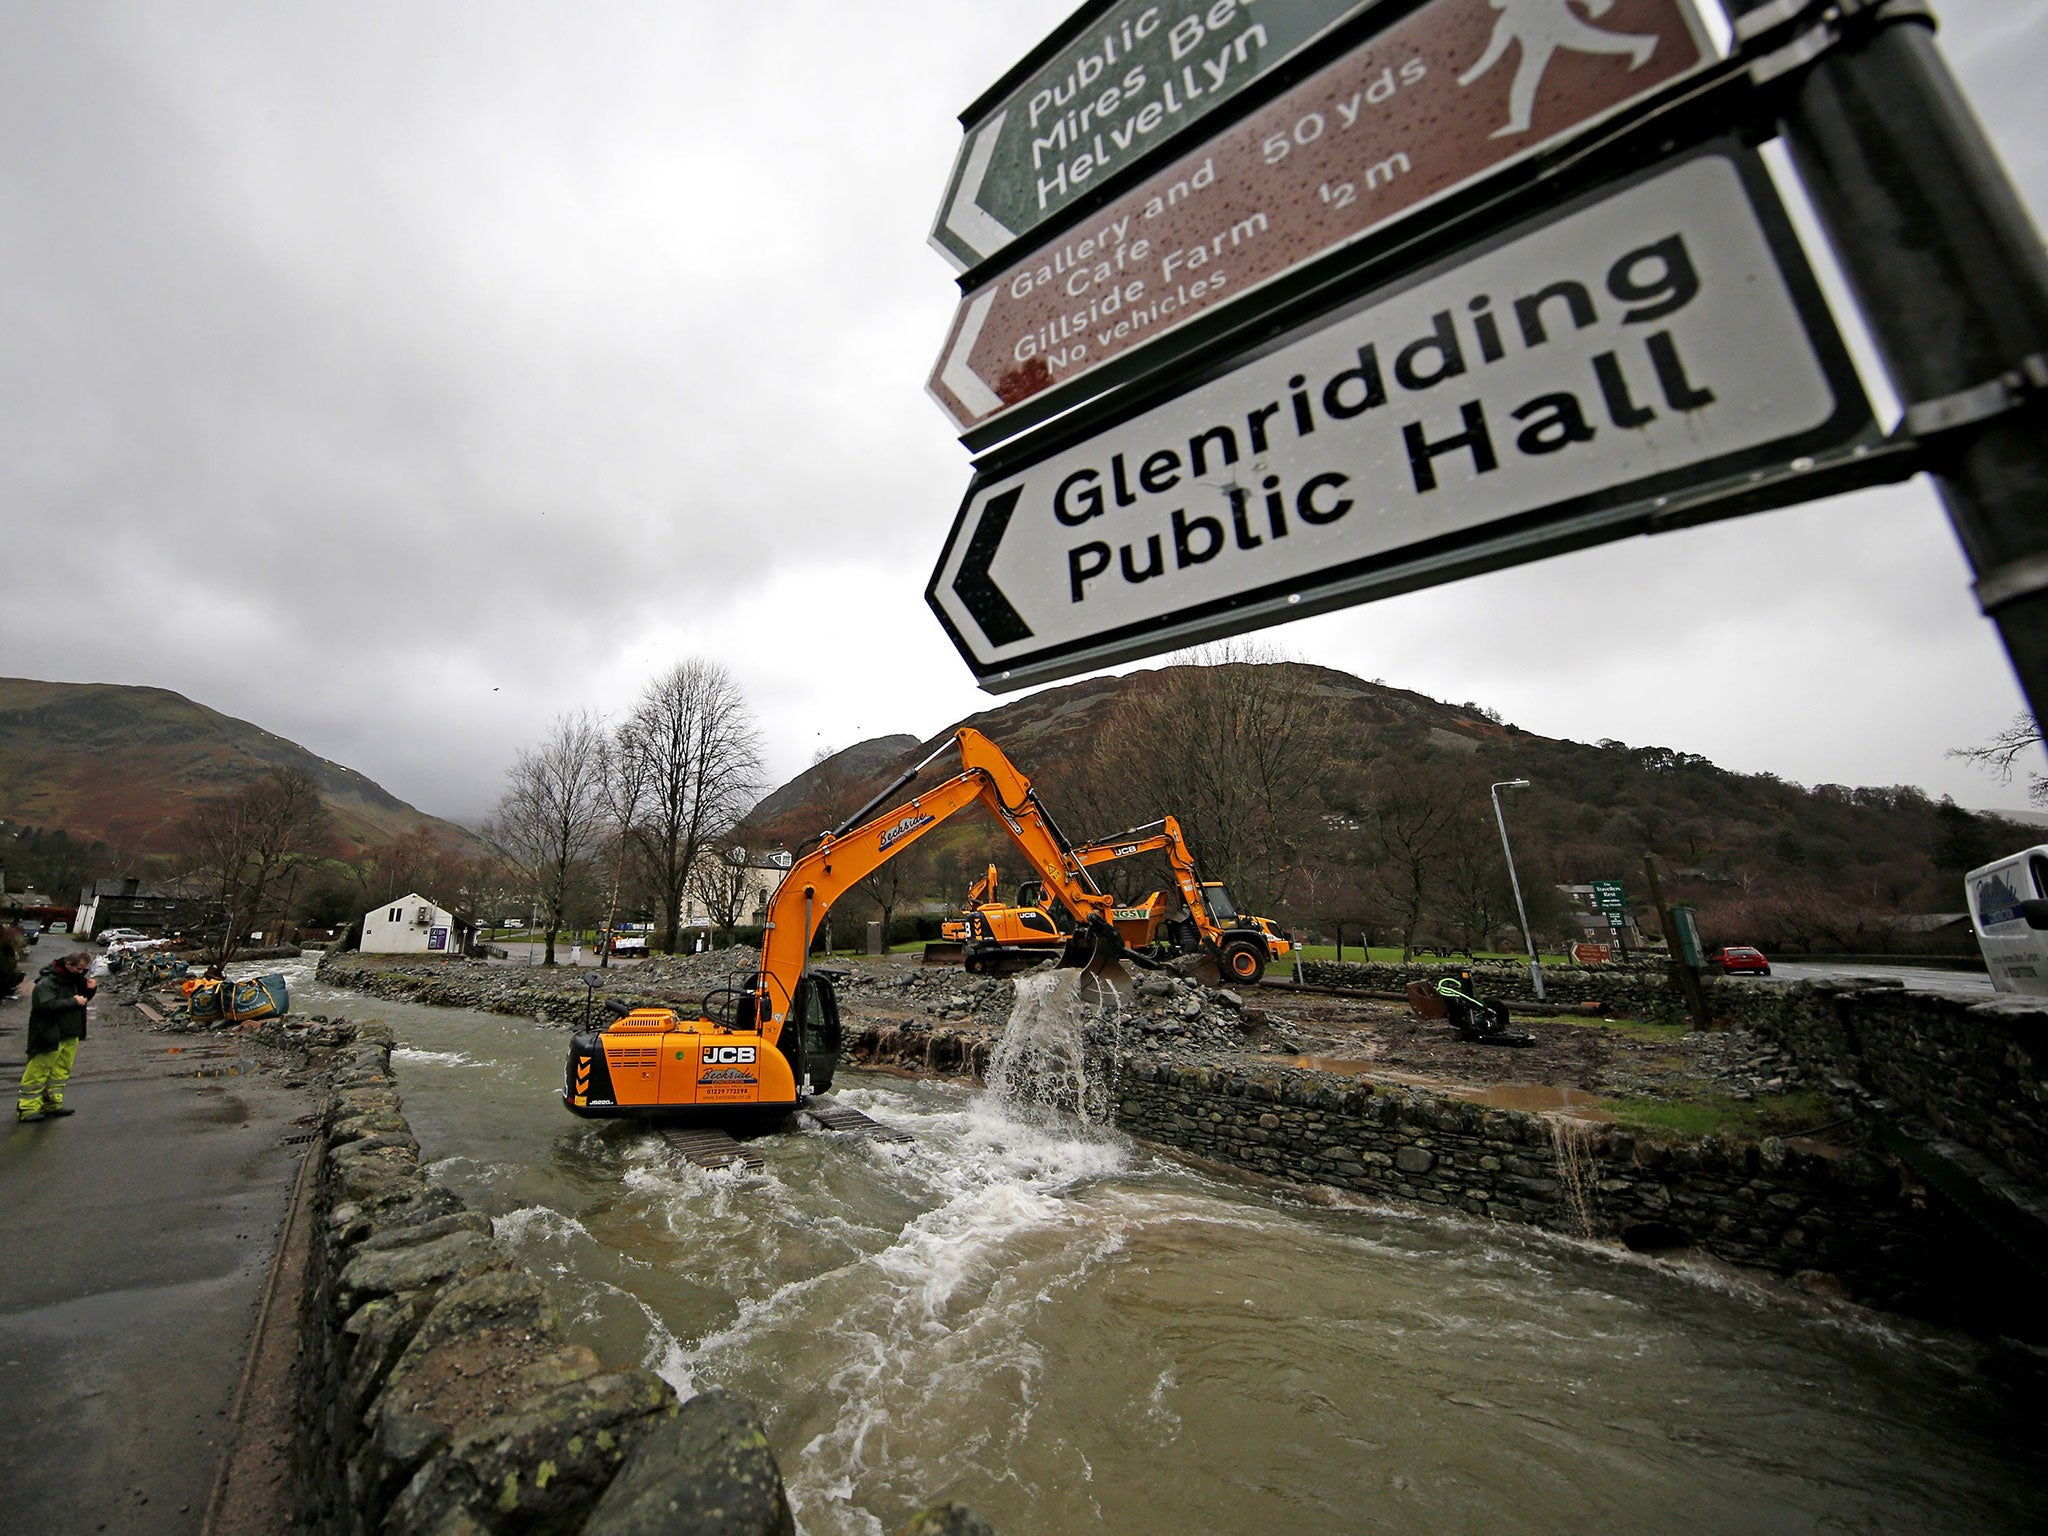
xmin=580 ymin=1388 xmax=790 ymax=1536
xmin=388 ymin=1369 xmax=677 ymax=1536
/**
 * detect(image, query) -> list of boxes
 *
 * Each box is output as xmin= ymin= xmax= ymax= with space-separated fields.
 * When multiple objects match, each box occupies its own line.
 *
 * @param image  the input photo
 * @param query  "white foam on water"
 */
xmin=391 ymin=1046 xmax=478 ymax=1068
xmin=668 ymin=980 xmax=1153 ymax=1534
xmin=494 ymin=1205 xmax=593 ymax=1245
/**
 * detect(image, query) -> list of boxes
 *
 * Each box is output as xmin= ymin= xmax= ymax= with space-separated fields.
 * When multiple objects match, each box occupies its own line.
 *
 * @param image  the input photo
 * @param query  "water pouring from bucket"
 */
xmin=986 ymin=940 xmax=1132 ymax=1128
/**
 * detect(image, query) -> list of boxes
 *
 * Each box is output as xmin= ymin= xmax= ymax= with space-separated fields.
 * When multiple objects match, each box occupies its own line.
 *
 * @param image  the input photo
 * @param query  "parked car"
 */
xmin=96 ymin=927 xmax=150 ymax=946
xmin=1713 ymin=945 xmax=1771 ymax=976
xmin=19 ymin=920 xmax=43 ymax=945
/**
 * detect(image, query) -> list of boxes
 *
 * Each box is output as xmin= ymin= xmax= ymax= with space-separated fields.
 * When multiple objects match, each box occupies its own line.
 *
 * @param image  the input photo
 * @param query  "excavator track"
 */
xmin=658 ymin=1126 xmax=766 ymax=1173
xmin=804 ymin=1102 xmax=915 ymax=1143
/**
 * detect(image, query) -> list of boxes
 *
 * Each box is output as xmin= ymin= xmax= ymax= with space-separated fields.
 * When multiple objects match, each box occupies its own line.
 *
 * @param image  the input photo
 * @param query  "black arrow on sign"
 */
xmin=952 ymin=486 xmax=1033 ymax=647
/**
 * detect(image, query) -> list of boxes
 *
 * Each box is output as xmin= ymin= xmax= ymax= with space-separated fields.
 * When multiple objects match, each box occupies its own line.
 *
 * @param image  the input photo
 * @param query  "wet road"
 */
xmin=1762 ymin=960 xmax=1995 ymax=996
xmin=0 ymin=994 xmax=310 ymax=1535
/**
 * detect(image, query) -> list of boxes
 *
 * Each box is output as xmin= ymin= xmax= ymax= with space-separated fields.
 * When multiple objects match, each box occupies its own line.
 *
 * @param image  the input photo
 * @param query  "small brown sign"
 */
xmin=928 ymin=0 xmax=1708 ymax=435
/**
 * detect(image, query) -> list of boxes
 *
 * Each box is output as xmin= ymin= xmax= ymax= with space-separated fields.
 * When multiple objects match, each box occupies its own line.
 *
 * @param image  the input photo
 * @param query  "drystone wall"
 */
xmin=1752 ymin=981 xmax=2048 ymax=1191
xmin=1111 ymin=1060 xmax=1948 ymax=1309
xmin=316 ymin=951 xmax=696 ymax=1028
xmin=295 ymin=1024 xmax=987 ymax=1536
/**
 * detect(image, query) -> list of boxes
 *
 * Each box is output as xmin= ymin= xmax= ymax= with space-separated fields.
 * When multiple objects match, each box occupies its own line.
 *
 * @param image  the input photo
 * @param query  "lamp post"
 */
xmin=1490 ymin=779 xmax=1544 ymax=1001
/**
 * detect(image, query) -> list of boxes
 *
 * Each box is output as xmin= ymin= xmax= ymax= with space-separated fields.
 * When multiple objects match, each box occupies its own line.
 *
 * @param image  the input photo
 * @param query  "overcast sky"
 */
xmin=3 ymin=0 xmax=2045 ymax=824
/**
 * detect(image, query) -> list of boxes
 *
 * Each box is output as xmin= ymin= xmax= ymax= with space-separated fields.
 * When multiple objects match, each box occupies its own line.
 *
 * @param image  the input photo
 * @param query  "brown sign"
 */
xmin=928 ymin=0 xmax=1707 ymax=436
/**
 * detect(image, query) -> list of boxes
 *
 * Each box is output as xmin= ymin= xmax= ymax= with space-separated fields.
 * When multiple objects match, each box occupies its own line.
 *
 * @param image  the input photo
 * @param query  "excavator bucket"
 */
xmin=921 ymin=941 xmax=965 ymax=967
xmin=1057 ymin=915 xmax=1137 ymax=1002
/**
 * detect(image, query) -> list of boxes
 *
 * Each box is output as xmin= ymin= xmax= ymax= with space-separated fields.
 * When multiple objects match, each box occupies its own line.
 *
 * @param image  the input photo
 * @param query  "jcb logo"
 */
xmin=1115 ymin=844 xmax=1139 ymax=856
xmin=704 ymin=1046 xmax=757 ymax=1064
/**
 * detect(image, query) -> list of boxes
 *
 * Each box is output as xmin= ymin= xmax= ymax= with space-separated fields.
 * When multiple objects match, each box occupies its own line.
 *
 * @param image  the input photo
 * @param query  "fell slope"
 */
xmin=0 ymin=677 xmax=476 ymax=855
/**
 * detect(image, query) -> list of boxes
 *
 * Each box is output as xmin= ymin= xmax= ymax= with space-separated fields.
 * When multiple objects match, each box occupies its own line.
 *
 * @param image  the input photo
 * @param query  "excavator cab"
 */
xmin=789 ymin=972 xmax=843 ymax=1094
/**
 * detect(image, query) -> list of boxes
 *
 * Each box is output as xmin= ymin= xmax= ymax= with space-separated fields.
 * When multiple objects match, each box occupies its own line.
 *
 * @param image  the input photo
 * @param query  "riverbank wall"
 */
xmin=292 ymin=1021 xmax=984 ymax=1535
xmin=1110 ymin=1059 xmax=1949 ymax=1308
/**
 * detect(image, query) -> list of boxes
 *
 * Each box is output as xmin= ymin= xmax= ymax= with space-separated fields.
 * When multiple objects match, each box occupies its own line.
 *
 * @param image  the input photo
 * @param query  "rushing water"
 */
xmin=282 ymin=960 xmax=2048 ymax=1535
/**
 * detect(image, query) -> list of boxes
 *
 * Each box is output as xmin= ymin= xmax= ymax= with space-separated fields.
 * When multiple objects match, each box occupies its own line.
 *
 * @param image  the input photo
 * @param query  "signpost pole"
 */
xmin=1643 ymin=853 xmax=1709 ymax=1031
xmin=1725 ymin=2 xmax=2048 ymax=719
xmin=1491 ymin=780 xmax=1544 ymax=1001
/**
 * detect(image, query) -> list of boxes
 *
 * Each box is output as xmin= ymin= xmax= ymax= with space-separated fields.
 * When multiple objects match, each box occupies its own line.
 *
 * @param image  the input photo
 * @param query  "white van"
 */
xmin=1965 ymin=845 xmax=2048 ymax=995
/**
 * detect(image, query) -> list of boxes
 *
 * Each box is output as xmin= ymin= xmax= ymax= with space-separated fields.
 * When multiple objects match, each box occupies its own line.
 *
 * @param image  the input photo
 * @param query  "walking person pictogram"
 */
xmin=1459 ymin=0 xmax=1659 ymax=139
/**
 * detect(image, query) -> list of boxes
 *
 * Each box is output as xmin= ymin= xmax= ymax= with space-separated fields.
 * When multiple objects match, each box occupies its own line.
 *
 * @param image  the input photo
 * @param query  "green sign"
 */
xmin=1591 ymin=880 xmax=1626 ymax=911
xmin=931 ymin=0 xmax=1381 ymax=271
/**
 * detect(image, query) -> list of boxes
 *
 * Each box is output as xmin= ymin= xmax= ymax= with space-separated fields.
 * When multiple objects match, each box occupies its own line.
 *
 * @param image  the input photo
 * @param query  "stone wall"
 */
xmin=1111 ymin=1059 xmax=1951 ymax=1310
xmin=316 ymin=951 xmax=656 ymax=1027
xmin=1753 ymin=981 xmax=2048 ymax=1191
xmin=299 ymin=1025 xmax=684 ymax=1533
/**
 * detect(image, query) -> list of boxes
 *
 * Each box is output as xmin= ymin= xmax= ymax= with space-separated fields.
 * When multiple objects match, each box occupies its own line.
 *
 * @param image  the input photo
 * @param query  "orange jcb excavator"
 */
xmin=563 ymin=729 xmax=1134 ymax=1119
xmin=1071 ymin=817 xmax=1292 ymax=985
xmin=923 ymin=865 xmax=1068 ymax=967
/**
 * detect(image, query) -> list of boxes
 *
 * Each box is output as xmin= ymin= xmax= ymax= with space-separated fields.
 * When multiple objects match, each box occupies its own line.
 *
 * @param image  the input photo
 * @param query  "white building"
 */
xmin=361 ymin=892 xmax=470 ymax=956
xmin=677 ymin=861 xmax=782 ymax=931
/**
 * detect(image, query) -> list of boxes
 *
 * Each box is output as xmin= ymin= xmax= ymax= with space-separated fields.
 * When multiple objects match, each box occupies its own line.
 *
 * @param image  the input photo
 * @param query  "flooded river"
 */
xmin=287 ymin=962 xmax=2045 ymax=1535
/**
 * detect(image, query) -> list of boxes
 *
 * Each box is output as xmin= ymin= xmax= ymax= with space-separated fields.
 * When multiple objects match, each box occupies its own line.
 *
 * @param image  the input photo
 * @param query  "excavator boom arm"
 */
xmin=755 ymin=730 xmax=1112 ymax=1044
xmin=1072 ymin=816 xmax=1215 ymax=932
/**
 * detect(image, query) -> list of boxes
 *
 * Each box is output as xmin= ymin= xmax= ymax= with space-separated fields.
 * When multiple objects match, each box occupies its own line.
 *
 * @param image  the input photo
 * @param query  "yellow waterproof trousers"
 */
xmin=18 ymin=1038 xmax=79 ymax=1116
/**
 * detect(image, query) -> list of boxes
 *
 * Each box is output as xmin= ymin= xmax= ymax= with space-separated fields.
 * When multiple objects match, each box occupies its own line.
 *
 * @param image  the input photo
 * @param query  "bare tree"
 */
xmin=1075 ymin=642 xmax=1336 ymax=913
xmin=687 ymin=851 xmax=757 ymax=937
xmin=620 ymin=661 xmax=763 ymax=953
xmin=1357 ymin=759 xmax=1472 ymax=959
xmin=595 ymin=729 xmax=651 ymax=968
xmin=1437 ymin=808 xmax=1518 ymax=954
xmin=858 ymin=841 xmax=931 ymax=950
xmin=180 ymin=766 xmax=335 ymax=964
xmin=484 ymin=712 xmax=608 ymax=965
xmin=1951 ymin=713 xmax=2048 ymax=805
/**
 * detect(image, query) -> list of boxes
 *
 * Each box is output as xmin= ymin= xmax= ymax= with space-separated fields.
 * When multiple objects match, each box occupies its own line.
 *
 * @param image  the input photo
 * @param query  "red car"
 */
xmin=1714 ymin=945 xmax=1771 ymax=976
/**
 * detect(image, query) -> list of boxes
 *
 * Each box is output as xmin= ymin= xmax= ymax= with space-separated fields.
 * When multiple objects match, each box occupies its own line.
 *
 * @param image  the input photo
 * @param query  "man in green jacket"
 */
xmin=19 ymin=949 xmax=95 ymax=1122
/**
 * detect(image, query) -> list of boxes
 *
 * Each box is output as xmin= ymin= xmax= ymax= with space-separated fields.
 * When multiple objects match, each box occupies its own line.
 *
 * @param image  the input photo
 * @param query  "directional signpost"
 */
xmin=929 ymin=147 xmax=1873 ymax=689
xmin=929 ymin=0 xmax=1709 ymax=439
xmin=930 ymin=0 xmax=1384 ymax=272
xmin=924 ymin=0 xmax=2048 ymax=723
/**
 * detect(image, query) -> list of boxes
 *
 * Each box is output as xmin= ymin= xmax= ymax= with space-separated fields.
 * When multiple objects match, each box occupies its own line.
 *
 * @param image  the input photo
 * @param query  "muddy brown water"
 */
xmin=285 ymin=961 xmax=2047 ymax=1535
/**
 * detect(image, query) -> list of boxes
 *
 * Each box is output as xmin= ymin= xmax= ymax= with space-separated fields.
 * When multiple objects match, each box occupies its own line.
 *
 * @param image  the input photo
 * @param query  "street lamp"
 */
xmin=1490 ymin=779 xmax=1544 ymax=1001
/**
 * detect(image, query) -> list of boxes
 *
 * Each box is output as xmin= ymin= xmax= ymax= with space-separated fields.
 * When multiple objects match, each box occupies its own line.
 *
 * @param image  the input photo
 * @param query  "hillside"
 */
xmin=737 ymin=661 xmax=2031 ymax=952
xmin=0 ymin=677 xmax=478 ymax=857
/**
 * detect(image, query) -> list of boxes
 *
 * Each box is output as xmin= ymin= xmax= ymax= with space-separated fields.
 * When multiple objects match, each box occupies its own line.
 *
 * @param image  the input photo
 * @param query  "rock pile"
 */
xmin=1594 ymin=1026 xmax=1819 ymax=1105
xmin=840 ymin=957 xmax=1305 ymax=1069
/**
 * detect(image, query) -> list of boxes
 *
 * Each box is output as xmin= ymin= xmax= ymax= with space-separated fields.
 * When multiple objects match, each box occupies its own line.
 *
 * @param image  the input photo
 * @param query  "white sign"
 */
xmin=927 ymin=147 xmax=1871 ymax=690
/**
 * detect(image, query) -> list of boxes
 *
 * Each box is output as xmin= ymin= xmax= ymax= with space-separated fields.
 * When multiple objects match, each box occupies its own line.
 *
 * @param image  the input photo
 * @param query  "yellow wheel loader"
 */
xmin=1071 ymin=817 xmax=1291 ymax=985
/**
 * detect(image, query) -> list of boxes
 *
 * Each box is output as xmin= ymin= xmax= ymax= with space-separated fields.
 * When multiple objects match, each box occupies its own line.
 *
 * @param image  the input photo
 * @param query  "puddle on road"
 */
xmin=1264 ymin=1054 xmax=1379 ymax=1077
xmin=1458 ymin=1083 xmax=1613 ymax=1121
